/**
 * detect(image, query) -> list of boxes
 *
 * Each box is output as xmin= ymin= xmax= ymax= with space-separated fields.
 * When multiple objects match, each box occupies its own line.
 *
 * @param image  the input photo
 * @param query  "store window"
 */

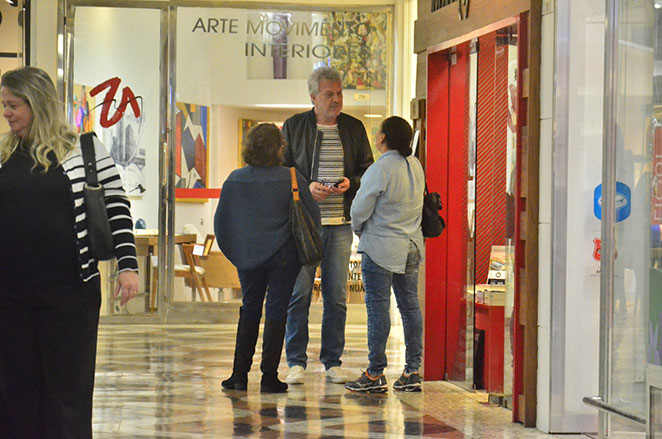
xmin=172 ymin=6 xmax=390 ymax=306
xmin=64 ymin=3 xmax=392 ymax=319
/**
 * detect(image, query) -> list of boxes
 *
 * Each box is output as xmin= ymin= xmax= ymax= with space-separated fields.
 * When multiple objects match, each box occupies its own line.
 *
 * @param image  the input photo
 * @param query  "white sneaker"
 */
xmin=325 ymin=366 xmax=351 ymax=384
xmin=286 ymin=365 xmax=305 ymax=384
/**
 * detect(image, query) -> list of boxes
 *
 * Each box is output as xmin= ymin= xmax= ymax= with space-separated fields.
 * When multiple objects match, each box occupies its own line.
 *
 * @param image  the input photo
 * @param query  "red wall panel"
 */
xmin=424 ymin=49 xmax=450 ymax=380
xmin=475 ymin=32 xmax=509 ymax=285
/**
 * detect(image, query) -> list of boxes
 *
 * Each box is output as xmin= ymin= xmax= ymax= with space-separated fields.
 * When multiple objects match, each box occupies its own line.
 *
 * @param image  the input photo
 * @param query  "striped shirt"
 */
xmin=316 ymin=124 xmax=345 ymax=225
xmin=59 ymin=136 xmax=139 ymax=281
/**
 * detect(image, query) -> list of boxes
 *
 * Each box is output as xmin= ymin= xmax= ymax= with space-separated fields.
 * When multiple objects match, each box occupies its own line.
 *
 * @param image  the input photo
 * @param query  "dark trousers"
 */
xmin=0 ymin=277 xmax=101 ymax=439
xmin=237 ymin=239 xmax=302 ymax=323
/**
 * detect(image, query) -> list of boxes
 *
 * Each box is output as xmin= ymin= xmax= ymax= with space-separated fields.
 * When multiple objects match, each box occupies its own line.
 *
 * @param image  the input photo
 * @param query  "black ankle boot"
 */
xmin=222 ymin=309 xmax=260 ymax=390
xmin=260 ymin=373 xmax=288 ymax=393
xmin=222 ymin=372 xmax=248 ymax=390
xmin=260 ymin=319 xmax=288 ymax=393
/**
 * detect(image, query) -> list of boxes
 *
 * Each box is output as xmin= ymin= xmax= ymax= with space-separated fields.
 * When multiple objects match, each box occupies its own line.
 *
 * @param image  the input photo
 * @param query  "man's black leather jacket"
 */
xmin=282 ymin=109 xmax=374 ymax=220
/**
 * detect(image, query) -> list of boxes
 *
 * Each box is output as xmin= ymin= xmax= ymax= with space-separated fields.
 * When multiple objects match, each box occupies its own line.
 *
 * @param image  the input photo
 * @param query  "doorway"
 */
xmin=425 ymin=19 xmax=522 ymax=402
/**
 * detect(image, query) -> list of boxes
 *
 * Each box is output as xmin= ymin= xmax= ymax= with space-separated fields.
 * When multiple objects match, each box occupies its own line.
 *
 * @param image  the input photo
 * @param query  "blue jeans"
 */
xmin=361 ymin=242 xmax=422 ymax=376
xmin=285 ymin=224 xmax=353 ymax=369
xmin=237 ymin=239 xmax=301 ymax=322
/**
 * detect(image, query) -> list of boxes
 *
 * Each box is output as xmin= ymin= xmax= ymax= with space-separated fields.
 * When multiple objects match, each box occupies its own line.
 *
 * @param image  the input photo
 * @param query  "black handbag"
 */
xmin=422 ymin=184 xmax=446 ymax=238
xmin=80 ymin=132 xmax=115 ymax=260
xmin=289 ymin=167 xmax=323 ymax=266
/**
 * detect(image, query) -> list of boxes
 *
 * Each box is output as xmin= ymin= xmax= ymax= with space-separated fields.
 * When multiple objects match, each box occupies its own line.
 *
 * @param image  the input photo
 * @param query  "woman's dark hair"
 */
xmin=380 ymin=116 xmax=413 ymax=157
xmin=242 ymin=123 xmax=284 ymax=167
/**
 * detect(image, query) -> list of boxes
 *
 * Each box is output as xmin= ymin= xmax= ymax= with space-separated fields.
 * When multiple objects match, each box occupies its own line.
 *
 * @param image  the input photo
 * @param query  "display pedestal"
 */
xmin=475 ymin=303 xmax=504 ymax=393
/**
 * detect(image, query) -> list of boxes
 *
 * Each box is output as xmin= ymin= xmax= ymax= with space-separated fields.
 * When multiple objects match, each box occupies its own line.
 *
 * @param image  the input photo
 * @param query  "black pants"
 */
xmin=237 ymin=239 xmax=302 ymax=322
xmin=0 ymin=277 xmax=101 ymax=439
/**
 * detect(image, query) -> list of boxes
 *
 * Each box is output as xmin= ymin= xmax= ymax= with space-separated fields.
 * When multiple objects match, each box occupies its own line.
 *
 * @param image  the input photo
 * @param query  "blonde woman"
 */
xmin=0 ymin=66 xmax=139 ymax=438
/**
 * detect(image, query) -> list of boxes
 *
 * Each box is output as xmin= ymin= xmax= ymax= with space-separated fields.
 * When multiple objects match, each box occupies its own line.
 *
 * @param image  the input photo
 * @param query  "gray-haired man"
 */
xmin=282 ymin=67 xmax=374 ymax=384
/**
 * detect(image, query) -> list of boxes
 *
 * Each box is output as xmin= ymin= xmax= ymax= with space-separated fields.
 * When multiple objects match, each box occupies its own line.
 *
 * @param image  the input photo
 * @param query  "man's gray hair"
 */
xmin=308 ymin=67 xmax=342 ymax=96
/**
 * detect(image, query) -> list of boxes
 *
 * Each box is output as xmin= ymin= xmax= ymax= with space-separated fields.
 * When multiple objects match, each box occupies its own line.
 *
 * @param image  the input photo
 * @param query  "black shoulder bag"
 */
xmin=289 ymin=167 xmax=323 ymax=266
xmin=80 ymin=132 xmax=115 ymax=260
xmin=422 ymin=183 xmax=446 ymax=238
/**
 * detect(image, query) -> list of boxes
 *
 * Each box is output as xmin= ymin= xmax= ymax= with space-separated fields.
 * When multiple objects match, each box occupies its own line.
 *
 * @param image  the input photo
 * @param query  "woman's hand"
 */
xmin=114 ymin=270 xmax=140 ymax=306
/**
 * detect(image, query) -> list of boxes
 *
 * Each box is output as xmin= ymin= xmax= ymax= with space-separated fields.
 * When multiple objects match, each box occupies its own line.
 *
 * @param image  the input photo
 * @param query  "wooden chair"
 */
xmin=149 ymin=242 xmax=213 ymax=310
xmin=192 ymin=234 xmax=241 ymax=291
xmin=180 ymin=243 xmax=213 ymax=302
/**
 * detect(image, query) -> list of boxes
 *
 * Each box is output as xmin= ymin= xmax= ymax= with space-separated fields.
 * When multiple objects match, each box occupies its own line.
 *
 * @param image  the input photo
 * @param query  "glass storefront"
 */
xmin=61 ymin=1 xmax=393 ymax=322
xmin=600 ymin=0 xmax=662 ymax=436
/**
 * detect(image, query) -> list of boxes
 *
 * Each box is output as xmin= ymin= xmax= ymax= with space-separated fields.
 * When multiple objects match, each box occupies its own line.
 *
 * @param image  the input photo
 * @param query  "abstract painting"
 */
xmin=175 ymin=102 xmax=209 ymax=199
xmin=72 ymin=83 xmax=96 ymax=134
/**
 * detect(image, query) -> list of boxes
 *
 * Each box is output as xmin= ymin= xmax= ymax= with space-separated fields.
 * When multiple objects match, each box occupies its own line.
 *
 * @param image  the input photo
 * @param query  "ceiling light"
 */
xmin=364 ymin=114 xmax=384 ymax=118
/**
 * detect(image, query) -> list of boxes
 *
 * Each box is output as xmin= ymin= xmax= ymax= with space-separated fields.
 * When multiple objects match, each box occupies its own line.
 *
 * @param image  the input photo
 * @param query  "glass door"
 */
xmin=65 ymin=2 xmax=169 ymax=320
xmin=599 ymin=0 xmax=656 ymax=437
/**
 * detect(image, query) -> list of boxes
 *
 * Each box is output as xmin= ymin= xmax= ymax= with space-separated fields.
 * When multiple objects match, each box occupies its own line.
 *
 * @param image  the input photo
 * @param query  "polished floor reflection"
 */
xmin=93 ymin=324 xmax=593 ymax=438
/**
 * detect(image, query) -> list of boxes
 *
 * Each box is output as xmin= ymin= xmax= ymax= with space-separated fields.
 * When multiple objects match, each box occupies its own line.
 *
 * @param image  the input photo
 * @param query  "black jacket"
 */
xmin=282 ymin=109 xmax=374 ymax=220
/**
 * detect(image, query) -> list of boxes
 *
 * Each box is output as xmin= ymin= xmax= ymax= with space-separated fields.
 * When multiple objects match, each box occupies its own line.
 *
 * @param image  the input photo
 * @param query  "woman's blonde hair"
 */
xmin=1 ymin=66 xmax=78 ymax=171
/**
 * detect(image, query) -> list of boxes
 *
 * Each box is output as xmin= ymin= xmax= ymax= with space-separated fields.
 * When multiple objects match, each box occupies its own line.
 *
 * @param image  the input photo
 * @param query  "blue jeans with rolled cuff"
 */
xmin=361 ymin=241 xmax=422 ymax=377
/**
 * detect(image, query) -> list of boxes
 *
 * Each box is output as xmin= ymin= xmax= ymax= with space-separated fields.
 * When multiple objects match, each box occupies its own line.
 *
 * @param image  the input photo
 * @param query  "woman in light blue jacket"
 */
xmin=346 ymin=116 xmax=425 ymax=393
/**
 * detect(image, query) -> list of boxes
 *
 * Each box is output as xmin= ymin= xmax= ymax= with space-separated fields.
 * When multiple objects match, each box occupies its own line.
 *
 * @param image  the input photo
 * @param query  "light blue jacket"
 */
xmin=350 ymin=150 xmax=425 ymax=273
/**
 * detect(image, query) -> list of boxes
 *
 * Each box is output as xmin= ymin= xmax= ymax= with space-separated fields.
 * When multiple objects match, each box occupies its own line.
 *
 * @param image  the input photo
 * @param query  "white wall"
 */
xmin=30 ymin=0 xmax=57 ymax=78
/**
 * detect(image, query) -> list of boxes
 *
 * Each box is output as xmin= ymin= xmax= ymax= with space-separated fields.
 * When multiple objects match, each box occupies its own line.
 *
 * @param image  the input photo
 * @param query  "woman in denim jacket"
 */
xmin=347 ymin=116 xmax=426 ymax=393
xmin=215 ymin=123 xmax=320 ymax=393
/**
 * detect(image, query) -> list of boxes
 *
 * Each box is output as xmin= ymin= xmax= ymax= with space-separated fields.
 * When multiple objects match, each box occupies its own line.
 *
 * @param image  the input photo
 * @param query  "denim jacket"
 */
xmin=350 ymin=150 xmax=425 ymax=273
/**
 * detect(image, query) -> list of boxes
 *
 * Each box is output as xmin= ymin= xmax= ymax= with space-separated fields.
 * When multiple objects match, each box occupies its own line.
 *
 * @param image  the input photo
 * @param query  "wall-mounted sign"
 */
xmin=190 ymin=10 xmax=388 ymax=90
xmin=593 ymin=182 xmax=632 ymax=222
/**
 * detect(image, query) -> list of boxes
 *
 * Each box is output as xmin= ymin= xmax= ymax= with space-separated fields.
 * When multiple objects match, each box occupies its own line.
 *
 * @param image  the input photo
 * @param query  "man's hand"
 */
xmin=309 ymin=181 xmax=333 ymax=201
xmin=330 ymin=177 xmax=350 ymax=194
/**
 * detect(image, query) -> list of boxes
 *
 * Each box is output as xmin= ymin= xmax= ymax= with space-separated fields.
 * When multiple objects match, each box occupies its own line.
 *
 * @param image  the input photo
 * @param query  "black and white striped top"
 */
xmin=316 ymin=124 xmax=345 ymax=225
xmin=59 ymin=136 xmax=139 ymax=281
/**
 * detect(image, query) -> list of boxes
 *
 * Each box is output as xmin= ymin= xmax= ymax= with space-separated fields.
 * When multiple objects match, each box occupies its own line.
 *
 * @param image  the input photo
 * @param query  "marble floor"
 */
xmin=93 ymin=323 xmax=594 ymax=439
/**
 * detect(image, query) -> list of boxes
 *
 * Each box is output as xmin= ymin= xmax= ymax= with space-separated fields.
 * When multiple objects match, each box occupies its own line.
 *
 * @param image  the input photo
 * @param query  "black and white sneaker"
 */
xmin=345 ymin=371 xmax=388 ymax=393
xmin=393 ymin=371 xmax=422 ymax=392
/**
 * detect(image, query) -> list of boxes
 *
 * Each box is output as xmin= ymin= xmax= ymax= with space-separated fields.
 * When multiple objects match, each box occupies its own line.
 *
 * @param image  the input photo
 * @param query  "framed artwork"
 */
xmin=175 ymin=102 xmax=209 ymax=201
xmin=322 ymin=12 xmax=388 ymax=90
xmin=238 ymin=119 xmax=259 ymax=167
xmin=72 ymin=84 xmax=96 ymax=134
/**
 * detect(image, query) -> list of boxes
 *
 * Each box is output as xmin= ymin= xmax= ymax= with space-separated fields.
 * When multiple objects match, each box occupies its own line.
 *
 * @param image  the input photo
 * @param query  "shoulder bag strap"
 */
xmin=290 ymin=167 xmax=300 ymax=201
xmin=80 ymin=132 xmax=99 ymax=187
xmin=405 ymin=156 xmax=429 ymax=195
